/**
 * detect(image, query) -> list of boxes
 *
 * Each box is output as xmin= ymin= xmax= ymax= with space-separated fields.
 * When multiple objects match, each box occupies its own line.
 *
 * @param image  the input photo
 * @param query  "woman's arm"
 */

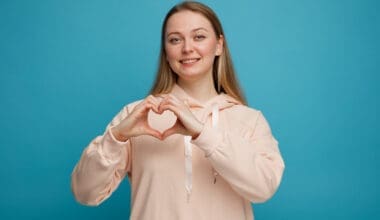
xmin=71 ymin=106 xmax=132 ymax=206
xmin=192 ymin=111 xmax=285 ymax=203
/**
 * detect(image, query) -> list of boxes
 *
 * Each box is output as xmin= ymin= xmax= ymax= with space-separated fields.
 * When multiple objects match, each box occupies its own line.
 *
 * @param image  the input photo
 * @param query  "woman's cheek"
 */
xmin=166 ymin=48 xmax=180 ymax=62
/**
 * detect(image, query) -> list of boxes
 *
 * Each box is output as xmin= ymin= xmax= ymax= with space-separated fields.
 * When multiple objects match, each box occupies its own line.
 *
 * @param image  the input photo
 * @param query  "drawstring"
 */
xmin=184 ymin=136 xmax=192 ymax=202
xmin=211 ymin=103 xmax=219 ymax=184
xmin=183 ymin=103 xmax=220 ymax=203
xmin=211 ymin=103 xmax=219 ymax=128
xmin=183 ymin=99 xmax=192 ymax=202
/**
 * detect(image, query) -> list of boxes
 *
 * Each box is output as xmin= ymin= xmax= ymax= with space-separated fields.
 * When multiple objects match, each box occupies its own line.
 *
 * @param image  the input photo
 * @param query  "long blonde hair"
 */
xmin=149 ymin=1 xmax=247 ymax=105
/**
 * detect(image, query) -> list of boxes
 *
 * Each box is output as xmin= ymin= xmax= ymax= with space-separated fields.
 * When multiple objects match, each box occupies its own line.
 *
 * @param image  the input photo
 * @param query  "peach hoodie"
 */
xmin=71 ymin=84 xmax=285 ymax=220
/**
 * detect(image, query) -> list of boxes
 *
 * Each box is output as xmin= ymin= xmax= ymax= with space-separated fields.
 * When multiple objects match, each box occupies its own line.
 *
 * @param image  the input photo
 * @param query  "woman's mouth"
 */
xmin=180 ymin=58 xmax=201 ymax=64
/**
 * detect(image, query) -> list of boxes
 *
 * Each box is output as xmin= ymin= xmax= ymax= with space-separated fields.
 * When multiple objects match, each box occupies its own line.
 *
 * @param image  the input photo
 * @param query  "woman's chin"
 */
xmin=176 ymin=72 xmax=204 ymax=81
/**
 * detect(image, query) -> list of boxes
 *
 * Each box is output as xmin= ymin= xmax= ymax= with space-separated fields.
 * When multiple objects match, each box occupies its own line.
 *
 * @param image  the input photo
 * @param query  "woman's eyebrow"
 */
xmin=167 ymin=31 xmax=181 ymax=37
xmin=167 ymin=27 xmax=209 ymax=36
xmin=192 ymin=27 xmax=208 ymax=32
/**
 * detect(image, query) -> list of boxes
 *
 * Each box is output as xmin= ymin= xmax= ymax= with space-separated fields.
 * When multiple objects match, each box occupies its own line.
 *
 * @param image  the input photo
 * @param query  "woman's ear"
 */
xmin=215 ymin=35 xmax=224 ymax=56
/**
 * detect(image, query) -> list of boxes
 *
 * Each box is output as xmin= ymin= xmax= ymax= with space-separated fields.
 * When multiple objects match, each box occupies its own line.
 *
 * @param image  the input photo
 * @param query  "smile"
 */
xmin=180 ymin=58 xmax=201 ymax=64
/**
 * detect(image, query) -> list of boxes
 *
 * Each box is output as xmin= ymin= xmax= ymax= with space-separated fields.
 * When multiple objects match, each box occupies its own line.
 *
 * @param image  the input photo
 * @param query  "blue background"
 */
xmin=1 ymin=0 xmax=379 ymax=219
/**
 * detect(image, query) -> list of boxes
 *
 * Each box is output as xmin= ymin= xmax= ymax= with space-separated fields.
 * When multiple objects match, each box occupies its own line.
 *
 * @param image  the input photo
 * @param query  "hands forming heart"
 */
xmin=111 ymin=94 xmax=204 ymax=142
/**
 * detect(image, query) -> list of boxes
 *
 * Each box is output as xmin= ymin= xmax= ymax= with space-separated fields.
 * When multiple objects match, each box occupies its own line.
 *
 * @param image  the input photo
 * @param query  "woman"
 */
xmin=71 ymin=1 xmax=285 ymax=220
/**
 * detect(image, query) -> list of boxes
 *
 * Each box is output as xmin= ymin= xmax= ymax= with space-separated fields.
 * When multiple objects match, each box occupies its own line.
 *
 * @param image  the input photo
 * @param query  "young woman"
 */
xmin=71 ymin=1 xmax=285 ymax=219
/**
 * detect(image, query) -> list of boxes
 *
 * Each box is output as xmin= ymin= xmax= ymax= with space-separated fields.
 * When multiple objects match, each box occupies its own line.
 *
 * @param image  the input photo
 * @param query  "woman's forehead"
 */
xmin=165 ymin=10 xmax=213 ymax=34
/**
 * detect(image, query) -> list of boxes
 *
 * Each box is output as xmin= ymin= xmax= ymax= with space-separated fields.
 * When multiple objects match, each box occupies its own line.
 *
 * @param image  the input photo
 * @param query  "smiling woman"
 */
xmin=164 ymin=10 xmax=223 ymax=84
xmin=71 ymin=1 xmax=285 ymax=220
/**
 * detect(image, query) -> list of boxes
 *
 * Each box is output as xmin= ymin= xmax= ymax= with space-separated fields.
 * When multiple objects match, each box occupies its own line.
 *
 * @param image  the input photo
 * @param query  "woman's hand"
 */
xmin=157 ymin=94 xmax=204 ymax=140
xmin=111 ymin=95 xmax=163 ymax=141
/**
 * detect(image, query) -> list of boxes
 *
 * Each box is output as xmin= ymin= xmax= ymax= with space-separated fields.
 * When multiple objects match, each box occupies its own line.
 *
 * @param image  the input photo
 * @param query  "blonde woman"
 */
xmin=71 ymin=1 xmax=285 ymax=219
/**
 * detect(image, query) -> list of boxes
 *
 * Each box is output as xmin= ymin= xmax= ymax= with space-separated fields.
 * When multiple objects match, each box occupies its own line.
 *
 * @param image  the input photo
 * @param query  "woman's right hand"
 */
xmin=111 ymin=95 xmax=162 ymax=141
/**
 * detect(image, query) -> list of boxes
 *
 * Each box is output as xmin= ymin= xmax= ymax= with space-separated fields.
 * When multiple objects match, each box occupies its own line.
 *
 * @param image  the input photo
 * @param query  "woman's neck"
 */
xmin=177 ymin=74 xmax=218 ymax=103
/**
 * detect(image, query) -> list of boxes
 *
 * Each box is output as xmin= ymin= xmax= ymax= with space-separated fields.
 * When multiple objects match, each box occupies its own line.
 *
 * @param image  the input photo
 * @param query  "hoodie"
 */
xmin=71 ymin=84 xmax=285 ymax=220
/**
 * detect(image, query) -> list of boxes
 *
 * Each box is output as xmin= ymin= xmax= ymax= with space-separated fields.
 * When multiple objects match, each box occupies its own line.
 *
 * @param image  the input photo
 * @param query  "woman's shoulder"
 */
xmin=223 ymin=104 xmax=274 ymax=138
xmin=221 ymin=93 xmax=262 ymax=119
xmin=123 ymin=99 xmax=144 ymax=113
xmin=225 ymin=103 xmax=273 ymax=129
xmin=226 ymin=103 xmax=263 ymax=119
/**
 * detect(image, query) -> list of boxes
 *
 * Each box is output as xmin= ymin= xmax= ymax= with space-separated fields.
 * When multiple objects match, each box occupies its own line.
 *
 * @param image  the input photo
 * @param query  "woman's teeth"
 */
xmin=180 ymin=58 xmax=199 ymax=64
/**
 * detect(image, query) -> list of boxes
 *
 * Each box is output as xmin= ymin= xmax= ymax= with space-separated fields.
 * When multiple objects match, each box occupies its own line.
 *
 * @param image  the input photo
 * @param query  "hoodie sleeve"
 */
xmin=191 ymin=110 xmax=285 ymax=203
xmin=71 ymin=106 xmax=132 ymax=206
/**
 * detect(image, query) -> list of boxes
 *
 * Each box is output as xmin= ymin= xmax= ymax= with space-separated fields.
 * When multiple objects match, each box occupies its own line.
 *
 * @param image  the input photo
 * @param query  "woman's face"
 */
xmin=164 ymin=10 xmax=223 ymax=81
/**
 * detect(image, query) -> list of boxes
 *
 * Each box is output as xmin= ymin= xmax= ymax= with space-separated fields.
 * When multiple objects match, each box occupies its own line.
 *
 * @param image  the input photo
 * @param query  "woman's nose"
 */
xmin=182 ymin=39 xmax=194 ymax=53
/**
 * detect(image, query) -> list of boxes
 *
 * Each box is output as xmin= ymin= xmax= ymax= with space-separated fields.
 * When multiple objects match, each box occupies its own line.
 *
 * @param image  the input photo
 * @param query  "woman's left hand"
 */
xmin=157 ymin=94 xmax=203 ymax=140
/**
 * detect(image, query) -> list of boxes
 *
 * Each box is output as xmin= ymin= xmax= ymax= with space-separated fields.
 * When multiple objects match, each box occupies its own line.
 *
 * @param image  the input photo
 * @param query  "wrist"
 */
xmin=191 ymin=122 xmax=204 ymax=140
xmin=111 ymin=127 xmax=129 ymax=142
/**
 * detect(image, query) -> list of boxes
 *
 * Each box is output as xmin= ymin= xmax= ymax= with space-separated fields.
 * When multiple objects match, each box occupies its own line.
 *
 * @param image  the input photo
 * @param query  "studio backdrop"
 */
xmin=0 ymin=0 xmax=379 ymax=219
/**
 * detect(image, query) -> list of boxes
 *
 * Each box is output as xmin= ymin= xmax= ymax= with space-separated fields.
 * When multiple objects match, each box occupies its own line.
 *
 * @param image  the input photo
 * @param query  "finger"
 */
xmin=133 ymin=102 xmax=156 ymax=120
xmin=158 ymin=103 xmax=179 ymax=115
xmin=156 ymin=94 xmax=171 ymax=106
xmin=164 ymin=94 xmax=182 ymax=105
xmin=142 ymin=98 xmax=161 ymax=114
xmin=156 ymin=93 xmax=169 ymax=99
xmin=132 ymin=102 xmax=151 ymax=117
xmin=161 ymin=126 xmax=178 ymax=140
xmin=135 ymin=98 xmax=155 ymax=110
xmin=133 ymin=100 xmax=148 ymax=112
xmin=147 ymin=95 xmax=162 ymax=108
xmin=145 ymin=99 xmax=160 ymax=113
xmin=158 ymin=96 xmax=180 ymax=113
xmin=168 ymin=95 xmax=188 ymax=110
xmin=162 ymin=120 xmax=188 ymax=139
xmin=145 ymin=127 xmax=163 ymax=140
xmin=142 ymin=102 xmax=156 ymax=114
xmin=157 ymin=98 xmax=167 ymax=113
xmin=159 ymin=94 xmax=176 ymax=104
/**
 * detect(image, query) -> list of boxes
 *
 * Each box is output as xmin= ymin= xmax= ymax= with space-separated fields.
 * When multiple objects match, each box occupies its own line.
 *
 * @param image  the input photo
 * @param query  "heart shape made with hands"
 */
xmin=147 ymin=107 xmax=177 ymax=137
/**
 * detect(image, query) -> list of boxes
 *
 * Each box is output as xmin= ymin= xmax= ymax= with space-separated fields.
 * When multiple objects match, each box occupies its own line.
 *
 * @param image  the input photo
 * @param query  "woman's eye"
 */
xmin=169 ymin=38 xmax=181 ymax=44
xmin=195 ymin=35 xmax=206 ymax=41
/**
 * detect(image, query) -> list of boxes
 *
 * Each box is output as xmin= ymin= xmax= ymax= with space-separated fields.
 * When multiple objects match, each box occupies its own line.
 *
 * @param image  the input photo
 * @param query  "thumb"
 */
xmin=145 ymin=127 xmax=163 ymax=140
xmin=161 ymin=124 xmax=180 ymax=140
